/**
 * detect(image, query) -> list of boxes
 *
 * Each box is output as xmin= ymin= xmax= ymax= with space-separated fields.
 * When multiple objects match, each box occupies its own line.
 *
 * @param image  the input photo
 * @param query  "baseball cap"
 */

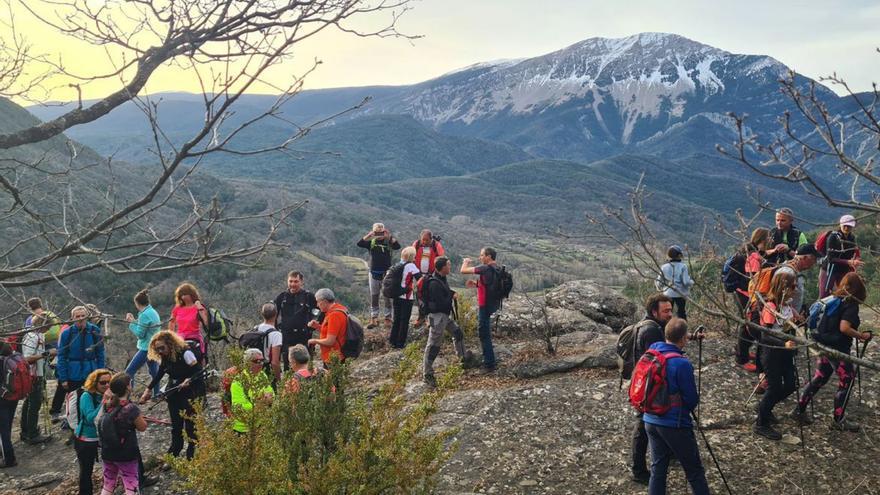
xmin=840 ymin=215 xmax=856 ymax=228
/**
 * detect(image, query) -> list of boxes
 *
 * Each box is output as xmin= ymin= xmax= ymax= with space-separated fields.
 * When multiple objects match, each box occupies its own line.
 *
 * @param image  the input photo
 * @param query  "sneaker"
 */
xmin=753 ymin=423 xmax=782 ymax=441
xmin=742 ymin=362 xmax=758 ymax=373
xmin=423 ymin=374 xmax=437 ymax=389
xmin=831 ymin=418 xmax=861 ymax=432
xmin=789 ymin=408 xmax=813 ymax=425
xmin=0 ymin=461 xmax=17 ymax=469
xmin=631 ymin=471 xmax=650 ymax=484
xmin=480 ymin=364 xmax=498 ymax=374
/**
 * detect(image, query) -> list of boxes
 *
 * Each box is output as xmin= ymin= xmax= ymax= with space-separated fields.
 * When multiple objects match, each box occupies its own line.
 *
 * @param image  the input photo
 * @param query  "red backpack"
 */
xmin=0 ymin=353 xmax=33 ymax=400
xmin=814 ymin=230 xmax=833 ymax=256
xmin=628 ymin=349 xmax=683 ymax=415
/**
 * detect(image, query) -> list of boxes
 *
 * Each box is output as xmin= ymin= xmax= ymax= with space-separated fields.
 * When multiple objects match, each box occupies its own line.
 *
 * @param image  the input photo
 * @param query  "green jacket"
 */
xmin=230 ymin=370 xmax=274 ymax=433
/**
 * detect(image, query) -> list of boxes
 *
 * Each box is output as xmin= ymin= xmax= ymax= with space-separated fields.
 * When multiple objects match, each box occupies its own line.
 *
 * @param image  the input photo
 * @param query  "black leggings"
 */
xmin=757 ymin=347 xmax=797 ymax=425
xmin=390 ymin=298 xmax=414 ymax=349
xmin=798 ymin=356 xmax=855 ymax=421
xmin=167 ymin=393 xmax=201 ymax=459
xmin=74 ymin=438 xmax=99 ymax=495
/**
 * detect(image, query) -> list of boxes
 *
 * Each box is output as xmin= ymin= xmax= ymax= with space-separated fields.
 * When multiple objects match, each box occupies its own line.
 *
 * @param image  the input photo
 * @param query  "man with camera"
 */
xmin=357 ymin=223 xmax=401 ymax=329
xmin=412 ymin=229 xmax=445 ymax=328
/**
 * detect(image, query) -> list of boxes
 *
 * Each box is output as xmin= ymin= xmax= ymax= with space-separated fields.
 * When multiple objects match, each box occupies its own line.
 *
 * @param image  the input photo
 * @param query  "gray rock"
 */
xmin=544 ymin=280 xmax=638 ymax=331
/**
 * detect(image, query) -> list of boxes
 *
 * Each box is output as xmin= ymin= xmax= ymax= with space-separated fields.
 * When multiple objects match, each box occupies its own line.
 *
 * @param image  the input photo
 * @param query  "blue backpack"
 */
xmin=808 ymin=296 xmax=842 ymax=345
xmin=721 ymin=252 xmax=747 ymax=293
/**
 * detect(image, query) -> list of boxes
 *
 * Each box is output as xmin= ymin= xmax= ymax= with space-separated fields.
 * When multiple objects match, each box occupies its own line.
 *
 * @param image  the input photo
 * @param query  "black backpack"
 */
xmin=720 ymin=251 xmax=747 ymax=293
xmin=332 ymin=310 xmax=364 ymax=359
xmin=485 ymin=265 xmax=514 ymax=304
xmin=97 ymin=405 xmax=130 ymax=451
xmin=381 ymin=263 xmax=407 ymax=299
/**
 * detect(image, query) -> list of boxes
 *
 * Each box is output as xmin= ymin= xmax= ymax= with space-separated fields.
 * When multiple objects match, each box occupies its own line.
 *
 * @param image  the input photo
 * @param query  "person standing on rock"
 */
xmin=357 ymin=223 xmax=401 ymax=329
xmin=818 ymin=214 xmax=863 ymax=298
xmin=765 ymin=207 xmax=808 ymax=266
xmin=307 ymin=289 xmax=349 ymax=368
xmin=644 ymin=317 xmax=709 ymax=495
xmin=655 ymin=245 xmax=694 ymax=319
xmin=19 ymin=313 xmax=55 ymax=445
xmin=461 ymin=247 xmax=502 ymax=372
xmin=422 ymin=257 xmax=469 ymax=388
xmin=124 ymin=289 xmax=162 ymax=397
xmin=629 ymin=293 xmax=673 ymax=485
xmin=57 ymin=306 xmax=106 ymax=418
xmin=388 ymin=247 xmax=420 ymax=349
xmin=274 ymin=271 xmax=318 ymax=371
xmin=412 ymin=229 xmax=445 ymax=328
xmin=75 ymin=368 xmax=111 ymax=495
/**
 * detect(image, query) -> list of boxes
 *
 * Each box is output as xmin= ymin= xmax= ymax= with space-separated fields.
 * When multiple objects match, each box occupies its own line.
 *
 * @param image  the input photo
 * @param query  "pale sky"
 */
xmin=8 ymin=0 xmax=879 ymax=101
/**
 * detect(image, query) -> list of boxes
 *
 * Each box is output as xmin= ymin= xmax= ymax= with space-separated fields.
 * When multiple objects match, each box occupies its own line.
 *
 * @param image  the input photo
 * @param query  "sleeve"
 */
xmin=230 ymin=380 xmax=253 ymax=413
xmin=798 ymin=232 xmax=808 ymax=249
xmin=682 ymin=265 xmax=695 ymax=288
xmin=80 ymin=393 xmax=101 ymax=425
xmin=435 ymin=242 xmax=445 ymax=256
xmin=677 ymin=360 xmax=699 ymax=412
xmin=129 ymin=312 xmax=149 ymax=340
xmin=828 ymin=233 xmax=849 ymax=266
xmin=56 ymin=329 xmax=70 ymax=382
xmin=269 ymin=331 xmax=282 ymax=348
xmin=183 ymin=350 xmax=198 ymax=366
xmin=147 ymin=364 xmax=167 ymax=391
xmin=356 ymin=239 xmax=370 ymax=249
xmin=840 ymin=303 xmax=860 ymax=329
xmin=760 ymin=304 xmax=776 ymax=327
xmin=391 ymin=239 xmax=401 ymax=250
xmin=21 ymin=333 xmax=38 ymax=358
xmin=325 ymin=312 xmax=345 ymax=339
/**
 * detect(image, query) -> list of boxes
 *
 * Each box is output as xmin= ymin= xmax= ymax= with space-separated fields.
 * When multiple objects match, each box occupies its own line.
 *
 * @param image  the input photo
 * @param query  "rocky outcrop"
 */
xmin=544 ymin=280 xmax=638 ymax=331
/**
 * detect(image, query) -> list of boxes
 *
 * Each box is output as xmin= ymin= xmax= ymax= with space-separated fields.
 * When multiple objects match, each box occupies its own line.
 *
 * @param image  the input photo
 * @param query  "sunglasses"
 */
xmin=251 ymin=359 xmax=264 ymax=364
xmin=98 ymin=380 xmax=111 ymax=385
xmin=154 ymin=345 xmax=167 ymax=352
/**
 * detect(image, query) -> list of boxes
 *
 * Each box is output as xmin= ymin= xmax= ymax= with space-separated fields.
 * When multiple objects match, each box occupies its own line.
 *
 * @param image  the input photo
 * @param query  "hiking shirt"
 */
xmin=425 ymin=274 xmax=455 ymax=315
xmin=400 ymin=262 xmax=420 ymax=300
xmin=57 ymin=322 xmax=105 ymax=383
xmin=129 ymin=305 xmax=161 ymax=352
xmin=634 ymin=318 xmax=665 ymax=360
xmin=75 ymin=391 xmax=102 ymax=441
xmin=357 ymin=237 xmax=401 ymax=275
xmin=827 ymin=231 xmax=860 ymax=269
xmin=254 ymin=323 xmax=283 ymax=364
xmin=274 ymin=289 xmax=318 ymax=342
xmin=766 ymin=227 xmax=807 ymax=265
xmin=99 ymin=401 xmax=142 ymax=462
xmin=230 ymin=369 xmax=275 ymax=433
xmin=473 ymin=263 xmax=498 ymax=307
xmin=20 ymin=331 xmax=46 ymax=377
xmin=760 ymin=301 xmax=796 ymax=349
xmin=413 ymin=240 xmax=445 ymax=274
xmin=745 ymin=251 xmax=765 ymax=275
xmin=319 ymin=303 xmax=349 ymax=363
xmin=642 ymin=342 xmax=698 ymax=429
xmin=147 ymin=348 xmax=204 ymax=399
xmin=656 ymin=260 xmax=695 ymax=298
xmin=171 ymin=305 xmax=205 ymax=353
xmin=834 ymin=300 xmax=860 ymax=354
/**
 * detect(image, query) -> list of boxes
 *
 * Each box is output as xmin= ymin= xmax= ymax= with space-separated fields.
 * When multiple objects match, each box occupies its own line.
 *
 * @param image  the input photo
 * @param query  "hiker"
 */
xmin=169 ymin=282 xmax=208 ymax=355
xmin=246 ymin=303 xmax=283 ymax=383
xmin=0 ymin=343 xmax=18 ymax=468
xmin=273 ymin=271 xmax=318 ymax=370
xmin=774 ymin=244 xmax=819 ymax=313
xmin=357 ymin=223 xmax=401 ymax=329
xmin=230 ymin=349 xmax=275 ymax=433
xmin=19 ymin=313 xmax=56 ymax=445
xmin=753 ymin=270 xmax=799 ymax=441
xmin=25 ymin=298 xmax=65 ymax=420
xmin=140 ymin=331 xmax=205 ymax=459
xmin=765 ymin=207 xmax=808 ymax=266
xmin=655 ymin=245 xmax=694 ymax=319
xmin=85 ymin=303 xmax=105 ymax=329
xmin=286 ymin=344 xmax=316 ymax=394
xmin=75 ymin=368 xmax=111 ymax=495
xmin=793 ymin=272 xmax=871 ymax=431
xmin=99 ymin=373 xmax=147 ymax=495
xmin=124 ymin=289 xmax=162 ymax=396
xmin=736 ymin=227 xmax=771 ymax=373
xmin=413 ymin=229 xmax=445 ymax=327
xmin=57 ymin=306 xmax=106 ymax=418
xmin=643 ymin=318 xmax=709 ymax=495
xmin=422 ymin=256 xmax=467 ymax=388
xmin=307 ymin=289 xmax=349 ymax=367
xmin=388 ymin=246 xmax=420 ymax=349
xmin=461 ymin=247 xmax=503 ymax=371
xmin=818 ymin=214 xmax=863 ymax=298
xmin=627 ymin=293 xmax=673 ymax=485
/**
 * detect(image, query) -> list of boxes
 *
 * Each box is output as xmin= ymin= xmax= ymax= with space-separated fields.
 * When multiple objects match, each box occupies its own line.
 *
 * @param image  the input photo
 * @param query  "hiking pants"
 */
xmin=102 ymin=459 xmax=139 ymax=495
xmin=630 ymin=413 xmax=649 ymax=477
xmin=798 ymin=356 xmax=855 ymax=421
xmin=390 ymin=298 xmax=414 ymax=349
xmin=368 ymin=274 xmax=392 ymax=319
xmin=0 ymin=399 xmax=17 ymax=466
xmin=478 ymin=302 xmax=498 ymax=368
xmin=757 ymin=348 xmax=797 ymax=426
xmin=75 ymin=438 xmax=99 ymax=495
xmin=20 ymin=376 xmax=44 ymax=440
xmin=423 ymin=312 xmax=465 ymax=377
xmin=167 ymin=393 xmax=199 ymax=459
xmin=645 ymin=423 xmax=710 ymax=495
xmin=125 ymin=349 xmax=160 ymax=396
xmin=671 ymin=297 xmax=687 ymax=320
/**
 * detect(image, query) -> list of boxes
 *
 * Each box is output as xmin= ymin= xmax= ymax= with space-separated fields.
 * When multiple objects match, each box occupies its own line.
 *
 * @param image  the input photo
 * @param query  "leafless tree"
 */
xmin=0 ymin=0 xmax=415 ymax=325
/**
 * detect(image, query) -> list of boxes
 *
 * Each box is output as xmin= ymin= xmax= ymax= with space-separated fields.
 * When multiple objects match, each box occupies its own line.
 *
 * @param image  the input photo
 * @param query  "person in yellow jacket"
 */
xmin=230 ymin=349 xmax=274 ymax=433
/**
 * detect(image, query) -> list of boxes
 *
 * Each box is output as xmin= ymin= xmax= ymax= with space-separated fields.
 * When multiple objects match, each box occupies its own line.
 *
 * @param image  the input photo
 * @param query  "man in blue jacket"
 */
xmin=57 ymin=306 xmax=106 ymax=406
xmin=643 ymin=317 xmax=709 ymax=495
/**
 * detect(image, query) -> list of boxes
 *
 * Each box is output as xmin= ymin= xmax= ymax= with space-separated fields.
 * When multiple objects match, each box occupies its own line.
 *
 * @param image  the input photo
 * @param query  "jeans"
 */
xmin=369 ymin=274 xmax=392 ymax=319
xmin=21 ymin=376 xmax=45 ymax=439
xmin=125 ymin=349 xmax=160 ymax=396
xmin=631 ymin=413 xmax=649 ymax=476
xmin=390 ymin=298 xmax=414 ymax=348
xmin=757 ymin=347 xmax=797 ymax=425
xmin=645 ymin=423 xmax=710 ymax=495
xmin=478 ymin=302 xmax=498 ymax=368
xmin=75 ymin=438 xmax=99 ymax=495
xmin=0 ymin=399 xmax=18 ymax=466
xmin=423 ymin=313 xmax=465 ymax=377
xmin=798 ymin=356 xmax=855 ymax=421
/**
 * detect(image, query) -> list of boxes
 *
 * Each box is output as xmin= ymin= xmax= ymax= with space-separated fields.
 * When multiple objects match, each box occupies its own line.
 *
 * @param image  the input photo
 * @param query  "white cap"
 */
xmin=840 ymin=215 xmax=856 ymax=228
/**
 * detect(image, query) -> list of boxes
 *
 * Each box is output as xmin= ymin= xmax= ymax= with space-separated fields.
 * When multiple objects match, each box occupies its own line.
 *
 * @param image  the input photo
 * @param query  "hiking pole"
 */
xmin=801 ymin=325 xmax=815 ymax=420
xmin=693 ymin=325 xmax=706 ymax=424
xmin=840 ymin=338 xmax=868 ymax=418
xmin=792 ymin=359 xmax=805 ymax=450
xmin=745 ymin=373 xmax=765 ymax=405
xmin=856 ymin=339 xmax=866 ymax=404
xmin=692 ymin=412 xmax=734 ymax=495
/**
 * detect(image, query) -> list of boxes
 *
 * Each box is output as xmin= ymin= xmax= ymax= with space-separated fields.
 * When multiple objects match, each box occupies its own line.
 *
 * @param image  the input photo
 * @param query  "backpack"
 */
xmin=381 ymin=263 xmax=407 ymax=299
xmin=616 ymin=320 xmax=660 ymax=380
xmin=331 ymin=309 xmax=364 ymax=359
xmin=0 ymin=353 xmax=33 ymax=400
xmin=67 ymin=390 xmax=100 ymax=432
xmin=485 ymin=265 xmax=514 ymax=304
xmin=97 ymin=404 xmax=130 ymax=451
xmin=417 ymin=274 xmax=435 ymax=312
xmin=747 ymin=266 xmax=779 ymax=310
xmin=721 ymin=252 xmax=748 ymax=293
xmin=814 ymin=230 xmax=833 ymax=257
xmin=238 ymin=325 xmax=279 ymax=374
xmin=808 ymin=296 xmax=843 ymax=345
xmin=200 ymin=306 xmax=232 ymax=342
xmin=628 ymin=349 xmax=684 ymax=415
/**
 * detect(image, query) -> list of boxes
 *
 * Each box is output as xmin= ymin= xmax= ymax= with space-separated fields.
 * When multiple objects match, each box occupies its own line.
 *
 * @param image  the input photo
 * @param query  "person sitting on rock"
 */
xmin=422 ymin=257 xmax=469 ymax=388
xmin=629 ymin=293 xmax=673 ymax=485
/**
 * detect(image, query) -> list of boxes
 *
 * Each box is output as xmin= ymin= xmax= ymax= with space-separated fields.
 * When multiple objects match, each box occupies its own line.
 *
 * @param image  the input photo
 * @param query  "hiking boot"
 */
xmin=50 ymin=413 xmax=62 ymax=424
xmin=831 ymin=418 xmax=861 ymax=432
xmin=423 ymin=374 xmax=437 ymax=389
xmin=367 ymin=318 xmax=378 ymax=330
xmin=631 ymin=471 xmax=650 ymax=484
xmin=741 ymin=362 xmax=758 ymax=373
xmin=789 ymin=408 xmax=813 ymax=425
xmin=753 ymin=423 xmax=782 ymax=441
xmin=24 ymin=435 xmax=52 ymax=445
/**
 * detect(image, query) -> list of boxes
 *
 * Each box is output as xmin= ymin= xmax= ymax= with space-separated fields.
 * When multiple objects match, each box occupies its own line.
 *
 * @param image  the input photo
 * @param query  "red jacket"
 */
xmin=412 ymin=240 xmax=445 ymax=274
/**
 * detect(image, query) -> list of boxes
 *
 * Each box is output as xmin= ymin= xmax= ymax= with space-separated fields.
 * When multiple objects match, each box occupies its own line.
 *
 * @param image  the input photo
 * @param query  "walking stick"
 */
xmin=692 ymin=412 xmax=734 ymax=495
xmin=745 ymin=373 xmax=765 ymax=405
xmin=856 ymin=339 xmax=864 ymax=404
xmin=792 ymin=358 xmax=805 ymax=449
xmin=693 ymin=325 xmax=705 ymax=424
xmin=840 ymin=338 xmax=868 ymax=420
xmin=802 ymin=325 xmax=815 ymax=420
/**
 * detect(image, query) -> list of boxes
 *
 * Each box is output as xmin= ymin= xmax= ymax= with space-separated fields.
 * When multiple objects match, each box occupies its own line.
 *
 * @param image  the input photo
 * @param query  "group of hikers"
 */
xmin=0 ymin=223 xmax=513 ymax=494
xmin=628 ymin=207 xmax=869 ymax=494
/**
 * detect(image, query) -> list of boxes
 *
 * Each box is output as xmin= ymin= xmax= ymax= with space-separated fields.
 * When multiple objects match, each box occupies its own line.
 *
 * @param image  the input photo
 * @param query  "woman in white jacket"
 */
xmin=655 ymin=245 xmax=695 ymax=319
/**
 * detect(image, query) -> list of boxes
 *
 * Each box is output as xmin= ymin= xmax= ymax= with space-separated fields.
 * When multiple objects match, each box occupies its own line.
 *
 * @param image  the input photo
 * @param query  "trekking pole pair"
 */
xmin=840 ymin=338 xmax=869 ymax=421
xmin=691 ymin=412 xmax=735 ymax=495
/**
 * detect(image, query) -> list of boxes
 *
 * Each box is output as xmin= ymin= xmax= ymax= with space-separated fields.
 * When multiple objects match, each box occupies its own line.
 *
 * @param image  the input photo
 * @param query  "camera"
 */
xmin=432 ymin=234 xmax=442 ymax=242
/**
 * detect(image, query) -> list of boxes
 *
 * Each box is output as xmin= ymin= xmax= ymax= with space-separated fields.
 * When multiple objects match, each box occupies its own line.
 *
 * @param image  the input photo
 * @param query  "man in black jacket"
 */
xmin=629 ymin=293 xmax=673 ymax=484
xmin=422 ymin=257 xmax=467 ymax=388
xmin=274 ymin=271 xmax=318 ymax=371
xmin=357 ymin=223 xmax=401 ymax=329
xmin=766 ymin=207 xmax=808 ymax=266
